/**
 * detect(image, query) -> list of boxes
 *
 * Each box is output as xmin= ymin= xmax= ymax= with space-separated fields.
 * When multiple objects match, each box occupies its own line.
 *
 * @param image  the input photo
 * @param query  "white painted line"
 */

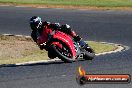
xmin=15 ymin=35 xmax=24 ymax=37
xmin=25 ymin=36 xmax=31 ymax=38
xmin=15 ymin=58 xmax=61 ymax=65
xmin=0 ymin=5 xmax=10 ymax=7
xmin=124 ymin=45 xmax=130 ymax=51
xmin=3 ymin=34 xmax=14 ymax=36
xmin=95 ymin=42 xmax=130 ymax=56
xmin=3 ymin=34 xmax=31 ymax=38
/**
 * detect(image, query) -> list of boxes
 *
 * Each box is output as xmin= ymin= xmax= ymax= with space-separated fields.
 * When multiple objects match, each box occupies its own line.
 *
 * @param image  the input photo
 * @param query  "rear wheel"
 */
xmin=51 ymin=44 xmax=75 ymax=63
xmin=83 ymin=47 xmax=95 ymax=60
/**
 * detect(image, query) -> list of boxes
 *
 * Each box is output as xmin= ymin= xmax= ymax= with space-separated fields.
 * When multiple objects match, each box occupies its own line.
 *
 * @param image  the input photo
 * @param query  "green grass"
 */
xmin=0 ymin=0 xmax=132 ymax=7
xmin=87 ymin=41 xmax=117 ymax=54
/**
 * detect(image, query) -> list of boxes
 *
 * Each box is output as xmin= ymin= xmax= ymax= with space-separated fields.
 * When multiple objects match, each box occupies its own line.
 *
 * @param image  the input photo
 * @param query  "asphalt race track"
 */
xmin=0 ymin=6 xmax=132 ymax=88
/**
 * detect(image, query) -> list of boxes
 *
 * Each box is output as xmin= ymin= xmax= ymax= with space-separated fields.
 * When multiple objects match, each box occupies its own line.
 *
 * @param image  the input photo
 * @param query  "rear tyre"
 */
xmin=51 ymin=44 xmax=75 ymax=63
xmin=83 ymin=48 xmax=95 ymax=60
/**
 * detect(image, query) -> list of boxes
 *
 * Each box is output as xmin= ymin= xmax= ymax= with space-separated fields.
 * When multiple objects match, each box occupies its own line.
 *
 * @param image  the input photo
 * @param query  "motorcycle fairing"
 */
xmin=52 ymin=30 xmax=76 ymax=58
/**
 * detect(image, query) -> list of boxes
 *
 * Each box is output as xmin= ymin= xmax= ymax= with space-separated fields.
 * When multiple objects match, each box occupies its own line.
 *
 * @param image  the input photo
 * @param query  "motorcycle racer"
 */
xmin=30 ymin=16 xmax=89 ymax=51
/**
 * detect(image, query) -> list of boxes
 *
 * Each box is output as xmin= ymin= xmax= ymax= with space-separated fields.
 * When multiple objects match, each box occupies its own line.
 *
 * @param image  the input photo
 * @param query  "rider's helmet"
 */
xmin=30 ymin=16 xmax=42 ymax=31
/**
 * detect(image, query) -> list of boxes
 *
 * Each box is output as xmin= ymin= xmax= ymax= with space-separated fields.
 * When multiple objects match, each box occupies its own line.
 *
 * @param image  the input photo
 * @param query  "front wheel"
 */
xmin=50 ymin=44 xmax=76 ymax=63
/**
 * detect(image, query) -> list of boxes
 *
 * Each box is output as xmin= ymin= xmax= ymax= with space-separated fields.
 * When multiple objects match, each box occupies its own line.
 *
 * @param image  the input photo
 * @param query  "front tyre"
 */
xmin=51 ymin=44 xmax=76 ymax=63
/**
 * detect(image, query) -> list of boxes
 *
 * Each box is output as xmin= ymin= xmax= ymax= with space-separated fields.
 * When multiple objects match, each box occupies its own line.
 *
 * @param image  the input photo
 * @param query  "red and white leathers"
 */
xmin=36 ymin=23 xmax=53 ymax=45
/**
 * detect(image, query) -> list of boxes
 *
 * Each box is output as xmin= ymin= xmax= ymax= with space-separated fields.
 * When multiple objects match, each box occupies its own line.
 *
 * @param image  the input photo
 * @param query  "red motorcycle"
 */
xmin=47 ymin=30 xmax=95 ymax=63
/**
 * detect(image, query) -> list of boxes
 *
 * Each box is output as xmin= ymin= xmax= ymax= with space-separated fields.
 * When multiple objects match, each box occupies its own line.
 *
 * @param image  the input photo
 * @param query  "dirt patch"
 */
xmin=0 ymin=35 xmax=39 ymax=60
